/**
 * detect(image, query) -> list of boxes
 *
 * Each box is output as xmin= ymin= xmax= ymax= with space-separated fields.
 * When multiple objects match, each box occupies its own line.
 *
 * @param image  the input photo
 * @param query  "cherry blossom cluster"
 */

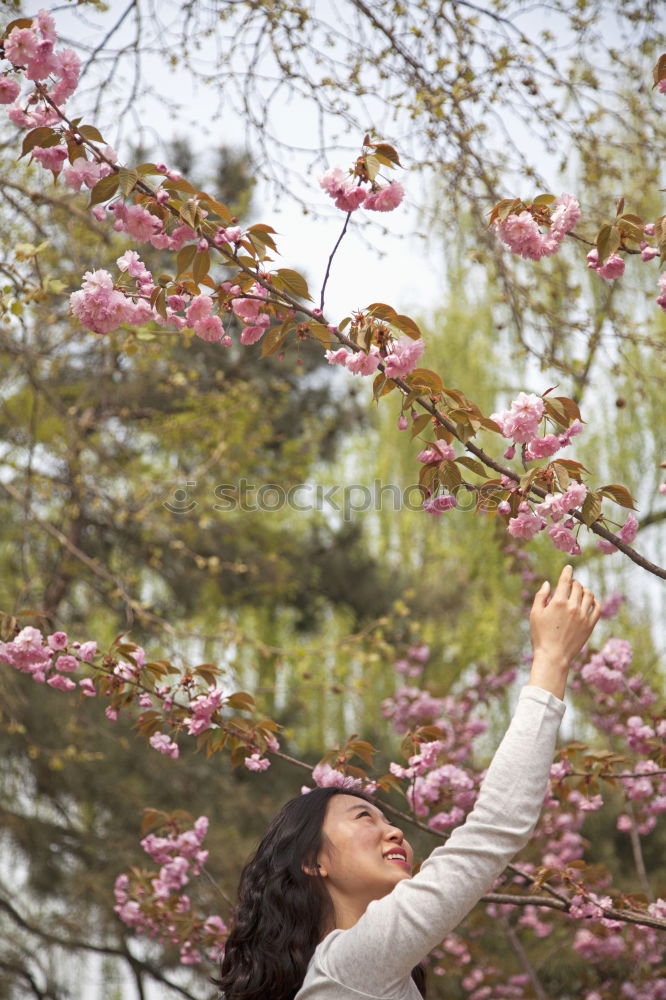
xmin=3 ymin=13 xmax=655 ymax=571
xmin=0 ymin=10 xmax=79 ymax=119
xmin=0 ymin=622 xmax=278 ymax=772
xmin=0 ymin=625 xmax=97 ymax=692
xmin=114 ymin=815 xmax=227 ymax=965
xmin=491 ymin=392 xmax=582 ymax=460
xmin=493 ymin=178 xmax=666 ymax=316
xmin=573 ymin=638 xmax=666 ymax=836
xmin=382 ymin=655 xmax=517 ymax=831
xmin=429 ymin=927 xmax=532 ymax=1000
xmin=319 ymin=167 xmax=404 ymax=213
xmin=325 ymin=335 xmax=425 ymax=378
xmin=493 ymin=194 xmax=581 ymax=261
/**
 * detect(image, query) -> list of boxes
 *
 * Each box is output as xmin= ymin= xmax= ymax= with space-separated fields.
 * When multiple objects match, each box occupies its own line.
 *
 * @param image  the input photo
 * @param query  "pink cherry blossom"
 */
xmin=240 ymin=316 xmax=271 ymax=345
xmin=495 ymin=212 xmax=548 ymax=261
xmin=55 ymin=655 xmax=78 ymax=673
xmin=558 ymin=419 xmax=584 ymax=447
xmin=618 ymin=513 xmax=638 ymax=544
xmin=47 ymin=631 xmax=68 ymax=649
xmin=423 ymin=493 xmax=457 ymax=515
xmin=117 ymin=250 xmax=150 ymax=279
xmin=4 ymin=28 xmax=40 ymax=67
xmin=417 ymin=441 xmax=456 ymax=463
xmin=79 ymin=678 xmax=96 ymax=697
xmin=194 ymin=314 xmax=226 ymax=343
xmin=324 ymin=348 xmax=349 ymax=366
xmin=120 ymin=204 xmax=162 ymax=242
xmin=311 ymin=762 xmax=364 ymax=789
xmin=383 ymin=336 xmax=425 ymax=378
xmin=491 ymin=392 xmax=544 ymax=445
xmin=547 ymin=522 xmax=580 ymax=555
xmin=26 ymin=39 xmax=59 ymax=81
xmin=345 ymin=347 xmax=381 ymax=375
xmin=599 ymin=592 xmax=623 ymax=619
xmin=63 ymin=157 xmax=106 ymax=191
xmin=0 ymin=625 xmax=53 ymax=678
xmin=589 ymin=249 xmax=625 ymax=280
xmin=524 ymin=433 xmax=561 ymax=459
xmin=70 ymin=269 xmax=137 ymax=335
xmin=548 ymin=193 xmax=582 ymax=240
xmin=507 ymin=510 xmax=545 ymax=539
xmin=364 ymin=181 xmax=404 ymax=212
xmin=640 ymin=244 xmax=658 ymax=262
xmin=398 ymin=414 xmax=408 ymax=430
xmin=186 ymin=294 xmax=213 ymax=326
xmin=232 ymin=283 xmax=268 ymax=324
xmin=47 ymin=673 xmax=76 ymax=691
xmin=320 ymin=167 xmax=367 ymax=212
xmin=0 ymin=77 xmax=21 ymax=104
xmin=31 ymin=144 xmax=68 ymax=172
xmin=244 ymin=753 xmax=270 ymax=772
xmin=149 ymin=733 xmax=180 ymax=759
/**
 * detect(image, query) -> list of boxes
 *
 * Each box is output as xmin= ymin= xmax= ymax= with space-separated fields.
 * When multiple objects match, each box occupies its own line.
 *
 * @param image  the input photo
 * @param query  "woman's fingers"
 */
xmin=554 ymin=564 xmax=574 ymax=601
xmin=580 ymin=587 xmax=595 ymax=616
xmin=569 ymin=579 xmax=584 ymax=606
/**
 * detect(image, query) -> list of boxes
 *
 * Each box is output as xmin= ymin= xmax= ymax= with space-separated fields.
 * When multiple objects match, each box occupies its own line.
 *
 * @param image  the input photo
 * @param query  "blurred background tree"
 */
xmin=1 ymin=1 xmax=665 ymax=997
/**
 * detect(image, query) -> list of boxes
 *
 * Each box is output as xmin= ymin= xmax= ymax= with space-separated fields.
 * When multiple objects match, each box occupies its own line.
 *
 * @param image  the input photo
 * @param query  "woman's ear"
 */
xmin=302 ymin=861 xmax=328 ymax=878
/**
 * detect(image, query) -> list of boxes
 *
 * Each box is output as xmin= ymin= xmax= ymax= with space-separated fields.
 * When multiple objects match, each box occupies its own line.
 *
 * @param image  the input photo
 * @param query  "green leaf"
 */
xmin=581 ymin=491 xmax=602 ymax=526
xmin=179 ymin=199 xmax=199 ymax=227
xmin=372 ymin=142 xmax=401 ymax=166
xmin=227 ymin=692 xmax=256 ymax=711
xmin=455 ymin=455 xmax=486 ymax=477
xmin=543 ymin=398 xmax=569 ymax=427
xmin=408 ymin=368 xmax=442 ymax=392
xmin=163 ymin=176 xmax=196 ymax=195
xmin=410 ymin=414 xmax=431 ymax=438
xmin=307 ymin=322 xmax=333 ymax=344
xmin=532 ymin=193 xmax=556 ymax=206
xmin=260 ymin=324 xmax=290 ymax=358
xmin=192 ymin=248 xmax=210 ymax=285
xmin=21 ymin=127 xmax=59 ymax=159
xmin=198 ymin=194 xmax=232 ymax=221
xmin=653 ymin=53 xmax=666 ymax=86
xmin=274 ymin=268 xmax=312 ymax=301
xmin=439 ymin=460 xmax=462 ymax=491
xmin=372 ymin=373 xmax=396 ymax=399
xmin=367 ymin=302 xmax=399 ymax=324
xmin=364 ymin=154 xmax=381 ymax=182
xmin=598 ymin=484 xmax=639 ymax=510
xmin=596 ymin=224 xmax=621 ymax=264
xmin=176 ymin=244 xmax=197 ymax=277
xmin=88 ymin=172 xmax=119 ymax=207
xmin=77 ymin=124 xmax=105 ymax=143
xmin=394 ymin=313 xmax=422 ymax=339
xmin=118 ymin=167 xmax=139 ymax=197
xmin=136 ymin=162 xmax=166 ymax=175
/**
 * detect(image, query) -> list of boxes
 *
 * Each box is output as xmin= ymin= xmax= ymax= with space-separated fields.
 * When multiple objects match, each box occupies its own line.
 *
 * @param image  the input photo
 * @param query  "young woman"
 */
xmin=216 ymin=565 xmax=601 ymax=1000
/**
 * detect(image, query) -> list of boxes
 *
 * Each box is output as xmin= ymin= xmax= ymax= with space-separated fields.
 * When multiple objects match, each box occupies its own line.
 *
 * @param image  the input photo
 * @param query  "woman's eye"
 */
xmin=356 ymin=810 xmax=372 ymax=818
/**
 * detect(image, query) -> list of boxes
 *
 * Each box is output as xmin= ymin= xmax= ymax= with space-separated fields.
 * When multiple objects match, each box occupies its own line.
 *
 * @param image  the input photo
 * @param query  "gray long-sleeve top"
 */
xmin=296 ymin=685 xmax=565 ymax=1000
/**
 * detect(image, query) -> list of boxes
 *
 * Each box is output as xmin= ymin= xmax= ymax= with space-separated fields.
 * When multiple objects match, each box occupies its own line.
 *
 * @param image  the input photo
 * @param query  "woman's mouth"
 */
xmin=384 ymin=850 xmax=410 ymax=868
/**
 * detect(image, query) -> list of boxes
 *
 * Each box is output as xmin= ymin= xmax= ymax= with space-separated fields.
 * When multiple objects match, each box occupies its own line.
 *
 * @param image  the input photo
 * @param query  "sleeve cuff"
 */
xmin=518 ymin=684 xmax=566 ymax=718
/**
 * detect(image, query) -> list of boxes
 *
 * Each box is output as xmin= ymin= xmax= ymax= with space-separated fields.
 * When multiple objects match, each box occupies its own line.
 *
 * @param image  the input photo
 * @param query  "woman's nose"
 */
xmin=386 ymin=825 xmax=404 ymax=844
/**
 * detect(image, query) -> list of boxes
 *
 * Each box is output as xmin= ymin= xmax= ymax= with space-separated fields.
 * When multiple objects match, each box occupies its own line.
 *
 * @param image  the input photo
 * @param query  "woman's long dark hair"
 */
xmin=214 ymin=786 xmax=426 ymax=1000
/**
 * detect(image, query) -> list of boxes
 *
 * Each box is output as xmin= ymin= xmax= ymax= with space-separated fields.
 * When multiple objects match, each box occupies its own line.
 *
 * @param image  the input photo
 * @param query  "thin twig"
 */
xmin=320 ymin=209 xmax=352 ymax=311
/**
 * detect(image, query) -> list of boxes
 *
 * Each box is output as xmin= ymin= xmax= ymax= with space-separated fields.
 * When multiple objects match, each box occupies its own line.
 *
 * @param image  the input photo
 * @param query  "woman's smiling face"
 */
xmin=315 ymin=794 xmax=413 ymax=923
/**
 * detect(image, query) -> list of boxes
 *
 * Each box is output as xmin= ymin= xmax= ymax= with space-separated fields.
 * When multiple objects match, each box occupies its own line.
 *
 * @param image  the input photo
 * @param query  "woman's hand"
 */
xmin=528 ymin=564 xmax=602 ymax=699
